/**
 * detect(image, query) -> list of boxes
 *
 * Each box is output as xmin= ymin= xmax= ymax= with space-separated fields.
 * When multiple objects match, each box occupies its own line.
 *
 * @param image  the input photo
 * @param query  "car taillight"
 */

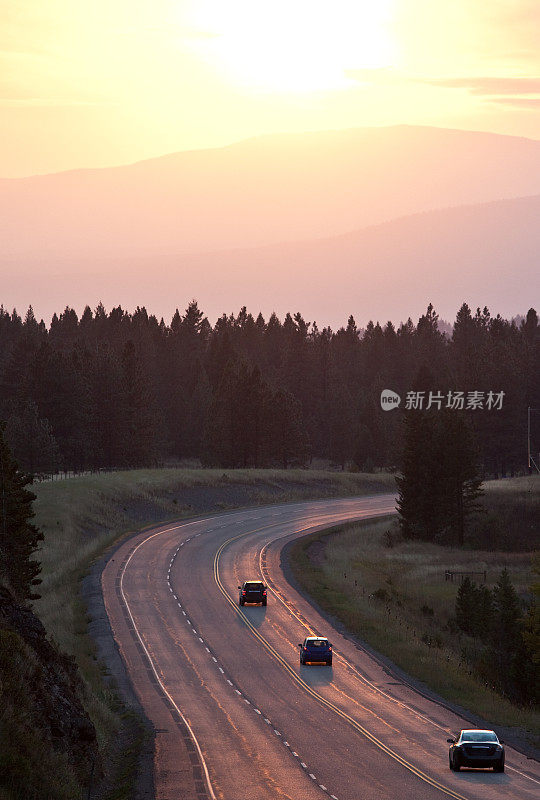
xmin=263 ymin=590 xmax=267 ymax=595
xmin=329 ymin=646 xmax=332 ymax=651
xmin=242 ymin=590 xmax=246 ymax=595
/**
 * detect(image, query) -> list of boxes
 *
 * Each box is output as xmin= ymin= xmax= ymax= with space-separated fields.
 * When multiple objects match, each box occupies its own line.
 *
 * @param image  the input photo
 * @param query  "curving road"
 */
xmin=102 ymin=496 xmax=540 ymax=800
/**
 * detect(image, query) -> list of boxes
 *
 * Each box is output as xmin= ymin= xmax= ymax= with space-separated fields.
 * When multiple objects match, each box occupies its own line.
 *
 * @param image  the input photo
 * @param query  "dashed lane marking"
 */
xmin=215 ymin=525 xmax=471 ymax=800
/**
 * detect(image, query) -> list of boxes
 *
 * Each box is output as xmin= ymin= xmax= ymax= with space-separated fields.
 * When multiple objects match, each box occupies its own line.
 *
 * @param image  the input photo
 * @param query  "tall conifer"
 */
xmin=0 ymin=428 xmax=43 ymax=601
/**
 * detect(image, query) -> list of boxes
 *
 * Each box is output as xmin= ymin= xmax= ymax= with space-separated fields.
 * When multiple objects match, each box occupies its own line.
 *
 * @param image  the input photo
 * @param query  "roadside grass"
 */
xmin=288 ymin=476 xmax=540 ymax=743
xmin=31 ymin=467 xmax=394 ymax=797
xmin=34 ymin=468 xmax=394 ymax=642
xmin=467 ymin=477 xmax=540 ymax=551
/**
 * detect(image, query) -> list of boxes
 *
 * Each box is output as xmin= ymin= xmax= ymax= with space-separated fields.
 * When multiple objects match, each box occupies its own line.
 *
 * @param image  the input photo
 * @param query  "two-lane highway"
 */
xmin=102 ymin=496 xmax=540 ymax=800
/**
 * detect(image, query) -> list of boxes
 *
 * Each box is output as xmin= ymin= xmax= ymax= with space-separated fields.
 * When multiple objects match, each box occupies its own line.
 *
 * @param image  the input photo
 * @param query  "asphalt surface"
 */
xmin=102 ymin=495 xmax=540 ymax=800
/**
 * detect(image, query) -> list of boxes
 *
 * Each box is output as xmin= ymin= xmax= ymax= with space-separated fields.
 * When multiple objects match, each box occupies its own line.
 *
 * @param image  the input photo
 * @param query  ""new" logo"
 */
xmin=380 ymin=389 xmax=401 ymax=410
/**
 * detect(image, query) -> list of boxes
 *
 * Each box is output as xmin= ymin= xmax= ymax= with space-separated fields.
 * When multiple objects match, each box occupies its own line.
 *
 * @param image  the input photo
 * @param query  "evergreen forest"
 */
xmin=0 ymin=301 xmax=538 ymax=476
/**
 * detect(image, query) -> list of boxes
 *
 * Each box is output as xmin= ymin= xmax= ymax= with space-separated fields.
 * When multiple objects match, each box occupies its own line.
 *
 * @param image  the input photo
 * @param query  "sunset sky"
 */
xmin=2 ymin=0 xmax=540 ymax=178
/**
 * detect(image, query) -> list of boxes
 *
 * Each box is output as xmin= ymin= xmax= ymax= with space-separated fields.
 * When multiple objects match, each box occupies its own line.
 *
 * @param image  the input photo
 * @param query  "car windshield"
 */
xmin=307 ymin=640 xmax=328 ymax=647
xmin=461 ymin=731 xmax=498 ymax=743
xmin=245 ymin=583 xmax=263 ymax=590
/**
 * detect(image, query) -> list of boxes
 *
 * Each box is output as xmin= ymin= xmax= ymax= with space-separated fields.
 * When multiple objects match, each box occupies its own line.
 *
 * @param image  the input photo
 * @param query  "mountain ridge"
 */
xmin=2 ymin=124 xmax=540 ymax=265
xmin=2 ymin=124 xmax=540 ymax=183
xmin=3 ymin=192 xmax=539 ymax=327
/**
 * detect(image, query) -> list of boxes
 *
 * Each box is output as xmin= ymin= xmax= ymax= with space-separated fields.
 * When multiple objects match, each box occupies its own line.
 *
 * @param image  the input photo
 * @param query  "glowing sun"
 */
xmin=189 ymin=0 xmax=396 ymax=92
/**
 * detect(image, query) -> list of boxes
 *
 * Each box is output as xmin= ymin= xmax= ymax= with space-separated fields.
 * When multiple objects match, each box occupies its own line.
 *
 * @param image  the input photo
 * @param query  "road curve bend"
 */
xmin=101 ymin=496 xmax=540 ymax=800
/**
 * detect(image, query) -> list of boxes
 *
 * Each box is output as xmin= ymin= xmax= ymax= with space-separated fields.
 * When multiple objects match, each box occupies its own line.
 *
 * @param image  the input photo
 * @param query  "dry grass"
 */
xmin=289 ymin=476 xmax=540 ymax=740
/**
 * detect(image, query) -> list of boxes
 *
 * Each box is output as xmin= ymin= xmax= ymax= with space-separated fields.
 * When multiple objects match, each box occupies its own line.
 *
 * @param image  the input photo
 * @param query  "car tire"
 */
xmin=262 ymin=600 xmax=267 ymax=606
xmin=494 ymin=760 xmax=504 ymax=773
xmin=327 ymin=659 xmax=332 ymax=666
xmin=449 ymin=755 xmax=454 ymax=771
xmin=239 ymin=599 xmax=244 ymax=606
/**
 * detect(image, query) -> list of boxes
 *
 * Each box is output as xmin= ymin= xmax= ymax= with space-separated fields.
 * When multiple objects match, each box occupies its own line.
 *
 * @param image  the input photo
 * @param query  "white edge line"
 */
xmin=119 ymin=519 xmax=217 ymax=800
xmin=257 ymin=514 xmax=540 ymax=788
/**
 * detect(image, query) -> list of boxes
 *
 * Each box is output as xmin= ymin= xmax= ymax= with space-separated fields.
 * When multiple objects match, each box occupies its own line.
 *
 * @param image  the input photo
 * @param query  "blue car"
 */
xmin=299 ymin=636 xmax=332 ymax=666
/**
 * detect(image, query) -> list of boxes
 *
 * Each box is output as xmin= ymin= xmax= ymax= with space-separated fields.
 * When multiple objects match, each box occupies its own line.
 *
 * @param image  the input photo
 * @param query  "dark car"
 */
xmin=448 ymin=730 xmax=504 ymax=772
xmin=299 ymin=636 xmax=332 ymax=666
xmin=238 ymin=580 xmax=267 ymax=606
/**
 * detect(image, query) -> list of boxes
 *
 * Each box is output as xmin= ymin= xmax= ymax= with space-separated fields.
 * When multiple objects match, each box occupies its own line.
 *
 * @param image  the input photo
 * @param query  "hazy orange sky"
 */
xmin=2 ymin=0 xmax=540 ymax=178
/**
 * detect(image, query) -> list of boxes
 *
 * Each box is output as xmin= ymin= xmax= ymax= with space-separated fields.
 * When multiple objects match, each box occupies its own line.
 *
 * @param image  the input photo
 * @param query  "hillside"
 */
xmin=4 ymin=193 xmax=539 ymax=326
xmin=0 ymin=587 xmax=99 ymax=800
xmin=2 ymin=125 xmax=540 ymax=267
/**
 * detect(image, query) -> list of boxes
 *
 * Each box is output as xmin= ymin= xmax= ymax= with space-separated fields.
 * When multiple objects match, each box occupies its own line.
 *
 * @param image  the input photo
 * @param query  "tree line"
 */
xmin=454 ymin=568 xmax=539 ymax=706
xmin=0 ymin=300 xmax=538 ymax=475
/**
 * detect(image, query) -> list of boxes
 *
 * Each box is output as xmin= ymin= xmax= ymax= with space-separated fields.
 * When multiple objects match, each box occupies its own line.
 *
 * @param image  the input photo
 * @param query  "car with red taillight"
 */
xmin=238 ymin=580 xmax=267 ymax=606
xmin=299 ymin=637 xmax=332 ymax=666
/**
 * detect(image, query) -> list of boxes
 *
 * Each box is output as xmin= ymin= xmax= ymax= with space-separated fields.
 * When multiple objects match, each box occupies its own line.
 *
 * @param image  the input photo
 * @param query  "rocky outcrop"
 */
xmin=0 ymin=586 xmax=100 ymax=800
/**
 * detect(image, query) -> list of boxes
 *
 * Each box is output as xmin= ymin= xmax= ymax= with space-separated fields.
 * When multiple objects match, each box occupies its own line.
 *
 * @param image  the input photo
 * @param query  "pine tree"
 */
xmin=3 ymin=400 xmax=58 ymax=475
xmin=327 ymin=382 xmax=355 ymax=469
xmin=523 ymin=554 xmax=540 ymax=669
xmin=268 ymin=389 xmax=309 ymax=469
xmin=455 ymin=577 xmax=477 ymax=635
xmin=87 ymin=345 xmax=126 ymax=469
xmin=489 ymin=569 xmax=523 ymax=697
xmin=397 ymin=408 xmax=483 ymax=544
xmin=202 ymin=361 xmax=261 ymax=468
xmin=455 ymin=578 xmax=493 ymax=638
xmin=120 ymin=340 xmax=159 ymax=467
xmin=0 ymin=428 xmax=43 ymax=601
xmin=353 ymin=424 xmax=376 ymax=472
xmin=476 ymin=585 xmax=494 ymax=642
xmin=437 ymin=411 xmax=483 ymax=545
xmin=396 ymin=410 xmax=442 ymax=540
xmin=183 ymin=362 xmax=212 ymax=456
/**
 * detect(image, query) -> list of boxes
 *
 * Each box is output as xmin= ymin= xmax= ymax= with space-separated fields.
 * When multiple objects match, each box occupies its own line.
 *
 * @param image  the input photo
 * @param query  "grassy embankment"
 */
xmin=32 ymin=467 xmax=394 ymax=798
xmin=288 ymin=476 xmax=540 ymax=744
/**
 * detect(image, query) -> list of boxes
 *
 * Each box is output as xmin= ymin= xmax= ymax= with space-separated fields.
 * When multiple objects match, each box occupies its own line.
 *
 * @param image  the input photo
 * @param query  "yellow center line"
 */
xmin=259 ymin=531 xmax=453 ymax=735
xmin=214 ymin=524 xmax=471 ymax=800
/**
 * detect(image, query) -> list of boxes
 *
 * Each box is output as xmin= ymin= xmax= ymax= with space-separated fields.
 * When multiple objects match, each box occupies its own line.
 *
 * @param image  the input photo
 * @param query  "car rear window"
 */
xmin=245 ymin=582 xmax=263 ymax=590
xmin=308 ymin=640 xmax=328 ymax=647
xmin=461 ymin=732 xmax=498 ymax=743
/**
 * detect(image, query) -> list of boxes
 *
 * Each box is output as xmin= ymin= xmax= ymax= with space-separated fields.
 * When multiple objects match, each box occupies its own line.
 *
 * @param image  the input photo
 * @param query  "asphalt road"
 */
xmin=102 ymin=496 xmax=540 ymax=800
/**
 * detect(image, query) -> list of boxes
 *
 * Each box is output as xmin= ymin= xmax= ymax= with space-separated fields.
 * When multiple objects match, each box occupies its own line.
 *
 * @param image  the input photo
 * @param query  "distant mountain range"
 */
xmin=1 ymin=125 xmax=539 ymax=325
xmin=3 ymin=193 xmax=539 ymax=327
